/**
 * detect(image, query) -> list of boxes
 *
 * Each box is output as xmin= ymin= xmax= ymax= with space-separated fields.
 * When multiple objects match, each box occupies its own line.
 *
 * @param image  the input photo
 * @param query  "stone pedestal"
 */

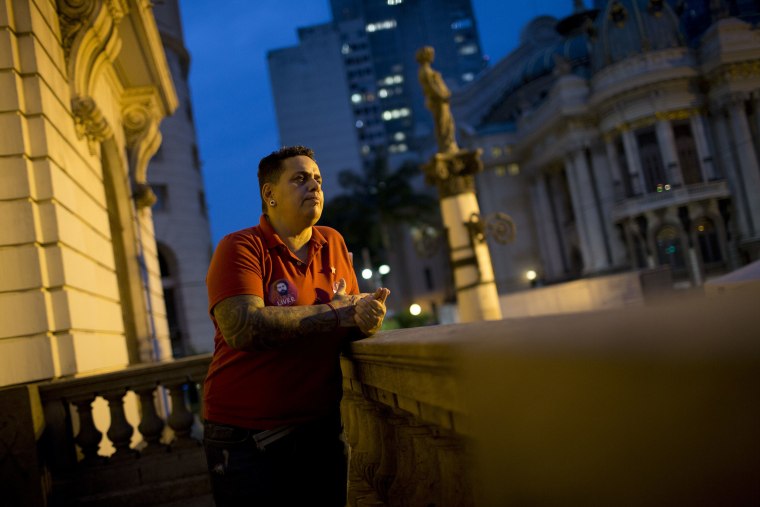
xmin=422 ymin=149 xmax=502 ymax=322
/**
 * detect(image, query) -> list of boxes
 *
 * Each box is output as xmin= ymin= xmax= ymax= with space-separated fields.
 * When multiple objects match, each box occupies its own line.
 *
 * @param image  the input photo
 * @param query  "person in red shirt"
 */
xmin=203 ymin=145 xmax=389 ymax=506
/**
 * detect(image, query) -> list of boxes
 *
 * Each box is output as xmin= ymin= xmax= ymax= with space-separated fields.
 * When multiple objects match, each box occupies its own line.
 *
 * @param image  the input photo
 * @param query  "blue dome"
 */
xmin=592 ymin=0 xmax=684 ymax=72
xmin=501 ymin=30 xmax=591 ymax=98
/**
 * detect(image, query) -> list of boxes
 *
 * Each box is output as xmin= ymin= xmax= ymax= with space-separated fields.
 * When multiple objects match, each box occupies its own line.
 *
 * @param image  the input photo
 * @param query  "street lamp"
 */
xmin=409 ymin=303 xmax=422 ymax=316
xmin=526 ymin=269 xmax=538 ymax=288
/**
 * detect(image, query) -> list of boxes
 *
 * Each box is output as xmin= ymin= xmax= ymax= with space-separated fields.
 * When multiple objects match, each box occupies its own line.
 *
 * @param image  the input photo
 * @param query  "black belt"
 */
xmin=204 ymin=416 xmax=340 ymax=452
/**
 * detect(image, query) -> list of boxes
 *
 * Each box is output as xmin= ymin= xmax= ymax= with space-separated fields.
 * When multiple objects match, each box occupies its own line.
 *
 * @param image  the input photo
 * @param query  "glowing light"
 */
xmin=378 ymin=89 xmax=388 ymax=98
xmin=366 ymin=20 xmax=397 ymax=32
xmin=664 ymin=184 xmax=671 ymax=190
xmin=351 ymin=93 xmax=362 ymax=104
xmin=697 ymin=225 xmax=705 ymax=232
xmin=526 ymin=270 xmax=537 ymax=281
xmin=361 ymin=268 xmax=373 ymax=280
xmin=393 ymin=132 xmax=405 ymax=141
xmin=409 ymin=303 xmax=422 ymax=316
xmin=355 ymin=120 xmax=364 ymax=128
xmin=378 ymin=264 xmax=390 ymax=275
xmin=458 ymin=44 xmax=478 ymax=55
xmin=341 ymin=43 xmax=350 ymax=55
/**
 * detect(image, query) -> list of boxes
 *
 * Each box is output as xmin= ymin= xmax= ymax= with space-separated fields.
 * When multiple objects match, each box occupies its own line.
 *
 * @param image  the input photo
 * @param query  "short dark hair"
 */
xmin=258 ymin=146 xmax=316 ymax=212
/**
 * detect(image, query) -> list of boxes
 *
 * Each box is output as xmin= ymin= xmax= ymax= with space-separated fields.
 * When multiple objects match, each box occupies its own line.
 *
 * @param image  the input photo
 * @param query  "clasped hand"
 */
xmin=332 ymin=279 xmax=390 ymax=336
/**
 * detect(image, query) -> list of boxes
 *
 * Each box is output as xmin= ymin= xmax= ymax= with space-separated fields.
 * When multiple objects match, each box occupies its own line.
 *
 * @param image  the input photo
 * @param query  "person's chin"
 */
xmin=305 ymin=207 xmax=322 ymax=224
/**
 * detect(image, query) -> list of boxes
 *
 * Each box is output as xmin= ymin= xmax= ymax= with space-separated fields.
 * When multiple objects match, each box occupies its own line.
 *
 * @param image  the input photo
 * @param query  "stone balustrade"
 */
xmin=3 ymin=290 xmax=759 ymax=506
xmin=36 ymin=354 xmax=212 ymax=506
xmin=611 ymin=180 xmax=729 ymax=220
xmin=341 ymin=289 xmax=760 ymax=506
xmin=341 ymin=327 xmax=473 ymax=507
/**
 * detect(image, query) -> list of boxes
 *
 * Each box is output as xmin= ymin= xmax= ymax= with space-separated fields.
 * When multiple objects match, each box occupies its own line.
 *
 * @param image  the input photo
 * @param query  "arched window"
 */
xmin=655 ymin=225 xmax=686 ymax=272
xmin=694 ymin=217 xmax=723 ymax=265
xmin=158 ymin=248 xmax=171 ymax=278
xmin=157 ymin=243 xmax=185 ymax=357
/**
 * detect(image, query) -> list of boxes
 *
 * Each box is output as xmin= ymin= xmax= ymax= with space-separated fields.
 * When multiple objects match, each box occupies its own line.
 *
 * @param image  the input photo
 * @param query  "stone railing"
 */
xmin=341 ymin=289 xmax=760 ymax=506
xmin=611 ymin=180 xmax=729 ymax=220
xmin=36 ymin=354 xmax=212 ymax=506
xmin=4 ymin=290 xmax=759 ymax=506
xmin=341 ymin=326 xmax=473 ymax=506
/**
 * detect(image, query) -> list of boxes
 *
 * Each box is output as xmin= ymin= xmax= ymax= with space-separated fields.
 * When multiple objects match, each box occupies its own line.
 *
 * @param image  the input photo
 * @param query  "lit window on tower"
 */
xmin=459 ymin=44 xmax=478 ymax=55
xmin=366 ymin=20 xmax=397 ymax=32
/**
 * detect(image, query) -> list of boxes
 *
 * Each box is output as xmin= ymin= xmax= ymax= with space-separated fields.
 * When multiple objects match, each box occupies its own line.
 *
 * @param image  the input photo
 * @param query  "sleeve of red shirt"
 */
xmin=206 ymin=231 xmax=265 ymax=315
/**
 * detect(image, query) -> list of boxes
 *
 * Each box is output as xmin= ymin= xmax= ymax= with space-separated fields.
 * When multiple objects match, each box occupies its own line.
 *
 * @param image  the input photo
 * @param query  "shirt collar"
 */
xmin=259 ymin=214 xmax=327 ymax=251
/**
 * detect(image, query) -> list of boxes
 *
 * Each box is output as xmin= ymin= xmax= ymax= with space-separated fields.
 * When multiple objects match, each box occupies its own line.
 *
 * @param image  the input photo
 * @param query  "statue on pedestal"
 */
xmin=416 ymin=46 xmax=459 ymax=154
xmin=416 ymin=46 xmax=506 ymax=322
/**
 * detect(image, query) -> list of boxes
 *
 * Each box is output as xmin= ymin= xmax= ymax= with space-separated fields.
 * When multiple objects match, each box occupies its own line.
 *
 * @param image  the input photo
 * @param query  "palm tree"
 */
xmin=320 ymin=156 xmax=439 ymax=267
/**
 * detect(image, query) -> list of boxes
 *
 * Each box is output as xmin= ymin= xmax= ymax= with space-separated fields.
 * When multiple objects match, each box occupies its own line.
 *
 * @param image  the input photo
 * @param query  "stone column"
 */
xmin=423 ymin=150 xmax=502 ymax=322
xmin=689 ymin=114 xmax=716 ymax=181
xmin=726 ymin=96 xmax=760 ymax=238
xmin=753 ymin=91 xmax=760 ymax=150
xmin=530 ymin=174 xmax=565 ymax=280
xmin=590 ymin=145 xmax=628 ymax=267
xmin=711 ymin=110 xmax=752 ymax=238
xmin=564 ymin=149 xmax=609 ymax=274
xmin=604 ymin=136 xmax=625 ymax=200
xmin=548 ymin=171 xmax=572 ymax=272
xmin=621 ymin=128 xmax=646 ymax=195
xmin=655 ymin=119 xmax=684 ymax=188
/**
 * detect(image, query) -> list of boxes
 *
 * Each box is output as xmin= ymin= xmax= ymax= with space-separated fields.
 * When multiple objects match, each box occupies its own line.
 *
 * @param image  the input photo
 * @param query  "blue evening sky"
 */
xmin=179 ymin=0 xmax=574 ymax=244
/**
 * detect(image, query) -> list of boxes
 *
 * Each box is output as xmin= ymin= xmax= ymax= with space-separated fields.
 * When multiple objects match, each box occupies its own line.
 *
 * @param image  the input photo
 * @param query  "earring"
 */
xmin=269 ymin=199 xmax=276 ymax=207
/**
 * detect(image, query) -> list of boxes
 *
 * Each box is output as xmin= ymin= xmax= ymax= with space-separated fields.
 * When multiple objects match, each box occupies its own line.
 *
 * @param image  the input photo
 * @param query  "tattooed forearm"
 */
xmin=213 ymin=295 xmax=356 ymax=351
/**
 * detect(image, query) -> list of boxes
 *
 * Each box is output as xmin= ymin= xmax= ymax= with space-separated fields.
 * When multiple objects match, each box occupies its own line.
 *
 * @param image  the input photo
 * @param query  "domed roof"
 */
xmin=501 ymin=25 xmax=592 ymax=98
xmin=592 ymin=0 xmax=684 ymax=72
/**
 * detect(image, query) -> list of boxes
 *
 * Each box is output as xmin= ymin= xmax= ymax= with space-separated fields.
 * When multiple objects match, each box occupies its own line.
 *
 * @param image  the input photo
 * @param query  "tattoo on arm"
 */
xmin=214 ymin=295 xmax=355 ymax=351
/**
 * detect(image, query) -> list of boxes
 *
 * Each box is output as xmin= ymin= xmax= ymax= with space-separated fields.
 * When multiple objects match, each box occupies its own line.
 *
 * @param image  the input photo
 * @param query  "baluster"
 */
xmin=165 ymin=381 xmax=197 ymax=448
xmin=134 ymin=383 xmax=166 ymax=454
xmin=102 ymin=389 xmax=136 ymax=460
xmin=343 ymin=393 xmax=376 ymax=507
xmin=372 ymin=408 xmax=399 ymax=504
xmin=353 ymin=399 xmax=383 ymax=505
xmin=432 ymin=433 xmax=472 ymax=507
xmin=386 ymin=412 xmax=440 ymax=506
xmin=70 ymin=395 xmax=104 ymax=465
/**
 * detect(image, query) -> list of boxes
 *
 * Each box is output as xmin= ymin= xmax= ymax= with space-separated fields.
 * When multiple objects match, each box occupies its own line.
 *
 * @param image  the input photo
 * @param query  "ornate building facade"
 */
xmin=0 ymin=0 xmax=178 ymax=386
xmin=454 ymin=0 xmax=760 ymax=293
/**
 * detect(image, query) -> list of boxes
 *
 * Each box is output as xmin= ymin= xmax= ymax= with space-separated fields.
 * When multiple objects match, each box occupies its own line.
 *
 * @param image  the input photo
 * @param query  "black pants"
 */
xmin=203 ymin=416 xmax=347 ymax=507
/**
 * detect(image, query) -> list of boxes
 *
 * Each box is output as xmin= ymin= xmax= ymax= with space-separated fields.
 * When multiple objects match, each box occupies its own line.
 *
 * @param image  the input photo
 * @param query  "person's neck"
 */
xmin=266 ymin=214 xmax=313 ymax=258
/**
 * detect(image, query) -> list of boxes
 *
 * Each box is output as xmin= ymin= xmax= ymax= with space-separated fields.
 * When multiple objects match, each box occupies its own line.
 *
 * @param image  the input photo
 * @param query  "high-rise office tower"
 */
xmin=268 ymin=0 xmax=487 ymax=189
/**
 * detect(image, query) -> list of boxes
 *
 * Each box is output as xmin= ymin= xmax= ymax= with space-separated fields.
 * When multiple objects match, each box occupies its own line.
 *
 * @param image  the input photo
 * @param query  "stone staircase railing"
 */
xmin=37 ymin=354 xmax=212 ymax=506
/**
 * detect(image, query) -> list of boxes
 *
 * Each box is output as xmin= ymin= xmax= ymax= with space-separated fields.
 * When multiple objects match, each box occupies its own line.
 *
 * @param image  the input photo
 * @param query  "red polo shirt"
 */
xmin=203 ymin=215 xmax=359 ymax=429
